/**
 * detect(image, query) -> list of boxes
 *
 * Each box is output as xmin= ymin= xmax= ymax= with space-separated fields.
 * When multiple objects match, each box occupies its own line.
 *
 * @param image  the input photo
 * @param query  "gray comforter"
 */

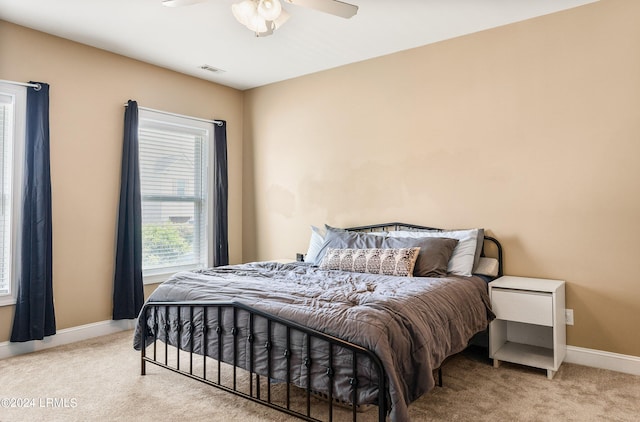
xmin=134 ymin=262 xmax=493 ymax=421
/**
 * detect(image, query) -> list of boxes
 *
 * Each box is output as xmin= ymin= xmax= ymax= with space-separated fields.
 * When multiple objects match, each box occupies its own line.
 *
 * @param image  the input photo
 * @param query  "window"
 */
xmin=0 ymin=83 xmax=25 ymax=306
xmin=138 ymin=109 xmax=214 ymax=283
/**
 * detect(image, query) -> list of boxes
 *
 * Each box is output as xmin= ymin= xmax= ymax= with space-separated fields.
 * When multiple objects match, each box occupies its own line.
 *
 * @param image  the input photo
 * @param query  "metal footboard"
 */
xmin=139 ymin=301 xmax=388 ymax=422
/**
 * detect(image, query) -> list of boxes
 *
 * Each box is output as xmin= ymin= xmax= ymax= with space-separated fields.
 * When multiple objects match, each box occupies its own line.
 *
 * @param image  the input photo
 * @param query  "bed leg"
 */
xmin=438 ymin=367 xmax=443 ymax=387
xmin=141 ymin=344 xmax=146 ymax=376
xmin=141 ymin=308 xmax=147 ymax=376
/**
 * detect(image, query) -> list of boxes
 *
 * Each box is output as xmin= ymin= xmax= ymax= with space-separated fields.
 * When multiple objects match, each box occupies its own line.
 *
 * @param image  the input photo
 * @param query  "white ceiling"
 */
xmin=0 ymin=0 xmax=598 ymax=91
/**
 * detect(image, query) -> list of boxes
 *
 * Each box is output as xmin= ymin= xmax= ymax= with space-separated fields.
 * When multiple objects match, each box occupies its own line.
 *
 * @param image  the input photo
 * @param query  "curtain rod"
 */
xmin=0 ymin=79 xmax=42 ymax=91
xmin=124 ymin=103 xmax=223 ymax=126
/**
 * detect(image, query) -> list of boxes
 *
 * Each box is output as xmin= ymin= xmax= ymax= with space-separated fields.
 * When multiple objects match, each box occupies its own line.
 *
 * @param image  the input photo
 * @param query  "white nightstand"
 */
xmin=489 ymin=276 xmax=566 ymax=379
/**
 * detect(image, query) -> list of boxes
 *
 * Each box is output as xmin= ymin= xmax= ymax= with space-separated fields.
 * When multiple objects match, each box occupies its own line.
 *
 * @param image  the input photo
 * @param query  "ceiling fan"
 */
xmin=162 ymin=0 xmax=359 ymax=37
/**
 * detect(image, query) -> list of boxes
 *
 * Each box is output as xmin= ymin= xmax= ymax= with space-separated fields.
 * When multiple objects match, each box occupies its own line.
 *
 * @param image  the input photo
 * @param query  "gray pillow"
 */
xmin=312 ymin=225 xmax=385 ymax=265
xmin=383 ymin=236 xmax=459 ymax=277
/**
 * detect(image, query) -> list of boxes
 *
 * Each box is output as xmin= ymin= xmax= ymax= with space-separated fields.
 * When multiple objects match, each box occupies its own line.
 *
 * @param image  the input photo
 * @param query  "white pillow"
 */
xmin=387 ymin=228 xmax=480 ymax=277
xmin=303 ymin=226 xmax=325 ymax=263
xmin=473 ymin=257 xmax=499 ymax=277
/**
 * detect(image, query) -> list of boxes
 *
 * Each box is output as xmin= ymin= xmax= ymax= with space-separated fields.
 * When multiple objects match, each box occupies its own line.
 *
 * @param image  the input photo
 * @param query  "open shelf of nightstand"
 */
xmin=493 ymin=341 xmax=555 ymax=370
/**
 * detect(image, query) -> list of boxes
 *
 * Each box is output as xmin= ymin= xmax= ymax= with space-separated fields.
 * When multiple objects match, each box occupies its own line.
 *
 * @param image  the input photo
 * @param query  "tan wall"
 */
xmin=243 ymin=0 xmax=640 ymax=356
xmin=0 ymin=21 xmax=244 ymax=342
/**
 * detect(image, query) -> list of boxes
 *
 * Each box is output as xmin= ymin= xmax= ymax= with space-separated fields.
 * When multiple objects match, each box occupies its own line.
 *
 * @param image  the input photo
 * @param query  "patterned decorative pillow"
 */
xmin=319 ymin=247 xmax=420 ymax=277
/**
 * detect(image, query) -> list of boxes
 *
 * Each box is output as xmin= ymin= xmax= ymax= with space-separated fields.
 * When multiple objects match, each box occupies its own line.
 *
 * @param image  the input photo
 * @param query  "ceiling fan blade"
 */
xmin=162 ymin=0 xmax=207 ymax=7
xmin=285 ymin=0 xmax=358 ymax=19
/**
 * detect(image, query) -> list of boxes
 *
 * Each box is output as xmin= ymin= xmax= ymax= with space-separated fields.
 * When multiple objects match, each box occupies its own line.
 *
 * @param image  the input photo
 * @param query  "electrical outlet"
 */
xmin=565 ymin=309 xmax=574 ymax=325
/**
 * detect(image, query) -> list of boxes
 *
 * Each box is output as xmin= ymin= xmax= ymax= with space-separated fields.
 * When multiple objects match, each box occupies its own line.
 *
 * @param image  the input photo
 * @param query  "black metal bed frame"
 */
xmin=140 ymin=301 xmax=388 ymax=421
xmin=138 ymin=222 xmax=502 ymax=422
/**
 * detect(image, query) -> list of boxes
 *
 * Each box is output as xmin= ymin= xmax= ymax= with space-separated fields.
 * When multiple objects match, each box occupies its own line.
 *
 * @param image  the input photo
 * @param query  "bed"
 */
xmin=133 ymin=222 xmax=502 ymax=421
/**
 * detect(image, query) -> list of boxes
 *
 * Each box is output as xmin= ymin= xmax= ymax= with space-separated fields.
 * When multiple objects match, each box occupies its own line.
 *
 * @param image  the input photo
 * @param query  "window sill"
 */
xmin=143 ymin=264 xmax=206 ymax=286
xmin=0 ymin=296 xmax=17 ymax=307
xmin=143 ymin=272 xmax=175 ymax=285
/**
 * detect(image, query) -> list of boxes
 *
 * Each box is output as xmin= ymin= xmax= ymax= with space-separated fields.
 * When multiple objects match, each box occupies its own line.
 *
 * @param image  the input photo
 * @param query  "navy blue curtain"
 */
xmin=11 ymin=82 xmax=55 ymax=342
xmin=213 ymin=121 xmax=228 ymax=266
xmin=112 ymin=100 xmax=144 ymax=320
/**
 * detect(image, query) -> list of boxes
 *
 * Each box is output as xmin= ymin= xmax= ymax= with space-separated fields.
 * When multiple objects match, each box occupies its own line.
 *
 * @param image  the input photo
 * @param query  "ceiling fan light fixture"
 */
xmin=232 ymin=0 xmax=287 ymax=36
xmin=247 ymin=14 xmax=269 ymax=34
xmin=257 ymin=0 xmax=282 ymax=21
xmin=231 ymin=0 xmax=257 ymax=27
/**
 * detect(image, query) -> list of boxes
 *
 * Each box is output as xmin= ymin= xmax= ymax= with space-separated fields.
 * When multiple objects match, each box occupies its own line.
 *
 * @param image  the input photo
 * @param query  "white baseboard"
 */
xmin=566 ymin=345 xmax=640 ymax=376
xmin=0 ymin=319 xmax=136 ymax=360
xmin=2 ymin=321 xmax=639 ymax=377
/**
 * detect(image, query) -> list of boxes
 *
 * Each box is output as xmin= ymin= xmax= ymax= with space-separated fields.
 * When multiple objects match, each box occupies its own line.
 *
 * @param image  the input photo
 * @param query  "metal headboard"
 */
xmin=345 ymin=222 xmax=503 ymax=278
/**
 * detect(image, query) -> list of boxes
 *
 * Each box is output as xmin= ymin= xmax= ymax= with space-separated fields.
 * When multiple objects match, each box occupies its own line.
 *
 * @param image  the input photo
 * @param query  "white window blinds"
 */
xmin=138 ymin=110 xmax=212 ymax=277
xmin=0 ymin=94 xmax=13 ymax=296
xmin=0 ymin=84 xmax=25 ymax=305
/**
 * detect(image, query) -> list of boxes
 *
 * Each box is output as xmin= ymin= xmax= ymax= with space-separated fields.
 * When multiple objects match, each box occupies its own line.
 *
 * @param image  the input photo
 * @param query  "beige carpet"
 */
xmin=0 ymin=330 xmax=638 ymax=422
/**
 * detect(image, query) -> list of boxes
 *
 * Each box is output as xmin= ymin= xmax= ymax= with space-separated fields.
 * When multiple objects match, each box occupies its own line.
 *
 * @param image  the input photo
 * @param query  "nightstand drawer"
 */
xmin=492 ymin=288 xmax=553 ymax=326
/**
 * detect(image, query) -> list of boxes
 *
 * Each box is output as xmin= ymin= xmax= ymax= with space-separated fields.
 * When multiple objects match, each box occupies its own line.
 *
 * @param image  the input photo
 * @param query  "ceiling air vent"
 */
xmin=199 ymin=64 xmax=225 ymax=73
